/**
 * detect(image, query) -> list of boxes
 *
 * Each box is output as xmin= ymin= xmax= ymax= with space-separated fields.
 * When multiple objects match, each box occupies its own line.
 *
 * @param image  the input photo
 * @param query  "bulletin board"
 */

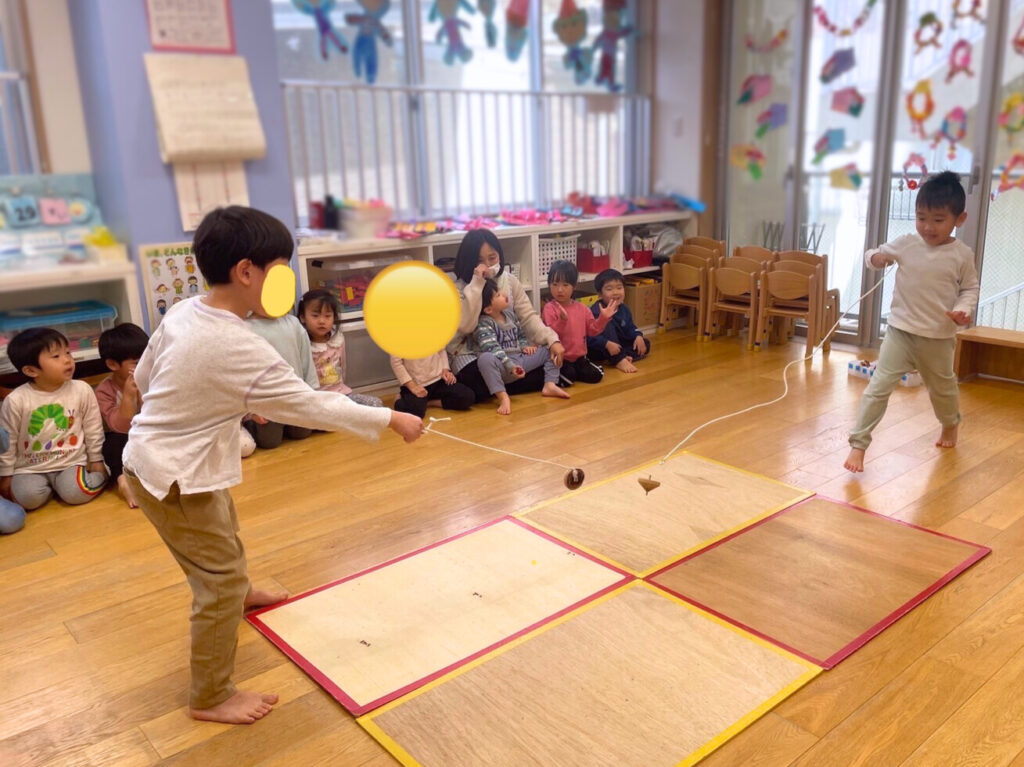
xmin=146 ymin=0 xmax=236 ymax=54
xmin=138 ymin=241 xmax=208 ymax=329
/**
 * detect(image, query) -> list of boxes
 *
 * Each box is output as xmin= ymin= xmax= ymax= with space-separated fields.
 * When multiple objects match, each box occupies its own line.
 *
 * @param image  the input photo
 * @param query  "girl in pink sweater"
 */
xmin=541 ymin=260 xmax=618 ymax=385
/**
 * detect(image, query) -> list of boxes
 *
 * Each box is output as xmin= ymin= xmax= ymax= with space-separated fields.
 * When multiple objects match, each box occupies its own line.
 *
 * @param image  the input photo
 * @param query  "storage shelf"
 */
xmin=623 ymin=266 xmax=661 ymax=276
xmin=0 ymin=261 xmax=136 ymax=292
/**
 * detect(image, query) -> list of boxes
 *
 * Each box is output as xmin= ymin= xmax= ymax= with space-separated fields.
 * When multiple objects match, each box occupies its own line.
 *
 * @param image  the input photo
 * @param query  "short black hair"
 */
xmin=99 ymin=323 xmax=149 ymax=364
xmin=454 ymin=230 xmax=504 ymax=283
xmin=297 ymin=288 xmax=342 ymax=330
xmin=916 ymin=170 xmax=966 ymax=217
xmin=7 ymin=327 xmax=69 ymax=373
xmin=594 ymin=269 xmax=624 ymax=292
xmin=193 ymin=206 xmax=294 ymax=285
xmin=480 ymin=278 xmax=501 ymax=312
xmin=547 ymin=259 xmax=578 ymax=287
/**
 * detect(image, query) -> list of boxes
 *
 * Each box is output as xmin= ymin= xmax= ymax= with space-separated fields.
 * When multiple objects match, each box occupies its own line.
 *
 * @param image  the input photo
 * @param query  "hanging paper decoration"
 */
xmin=737 ymin=74 xmax=772 ymax=105
xmin=755 ymin=103 xmax=788 ymax=138
xmin=431 ymin=0 xmax=475 ymax=65
xmin=477 ymin=0 xmax=497 ymax=48
xmin=992 ymin=152 xmax=1024 ymax=199
xmin=899 ymin=152 xmax=928 ymax=191
xmin=593 ymin=0 xmax=633 ymax=93
xmin=744 ymin=23 xmax=788 ymax=53
xmin=820 ymin=49 xmax=855 ymax=84
xmin=999 ymin=92 xmax=1024 ymax=144
xmin=951 ymin=0 xmax=984 ymax=29
xmin=931 ymin=107 xmax=968 ymax=161
xmin=345 ymin=0 xmax=393 ymax=84
xmin=293 ymin=0 xmax=349 ymax=61
xmin=914 ymin=13 xmax=943 ymax=54
xmin=812 ymin=128 xmax=845 ymax=164
xmin=506 ymin=0 xmax=530 ymax=61
xmin=730 ymin=144 xmax=766 ymax=180
xmin=1015 ymin=17 xmax=1024 ymax=56
xmin=945 ymin=39 xmax=974 ymax=82
xmin=829 ymin=163 xmax=863 ymax=190
xmin=906 ymin=79 xmax=935 ymax=139
xmin=812 ymin=0 xmax=878 ymax=37
xmin=553 ymin=0 xmax=593 ymax=85
xmin=831 ymin=86 xmax=865 ymax=117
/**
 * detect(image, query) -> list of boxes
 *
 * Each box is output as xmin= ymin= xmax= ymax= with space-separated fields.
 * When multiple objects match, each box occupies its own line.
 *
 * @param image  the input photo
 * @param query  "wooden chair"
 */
xmin=734 ymin=245 xmax=774 ymax=262
xmin=772 ymin=251 xmax=839 ymax=351
xmin=720 ymin=255 xmax=769 ymax=273
xmin=673 ymin=243 xmax=717 ymax=265
xmin=685 ymin=236 xmax=726 ymax=258
xmin=660 ymin=261 xmax=707 ymax=338
xmin=756 ymin=269 xmax=820 ymax=358
xmin=706 ymin=266 xmax=761 ymax=349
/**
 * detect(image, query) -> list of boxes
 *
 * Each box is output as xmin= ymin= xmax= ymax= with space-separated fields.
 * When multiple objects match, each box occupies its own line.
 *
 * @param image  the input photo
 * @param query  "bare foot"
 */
xmin=844 ymin=448 xmax=866 ymax=473
xmin=496 ymin=392 xmax=512 ymax=416
xmin=541 ymin=382 xmax=571 ymax=399
xmin=190 ymin=690 xmax=279 ymax=725
xmin=936 ymin=423 xmax=959 ymax=448
xmin=615 ymin=358 xmax=638 ymax=373
xmin=116 ymin=474 xmax=138 ymax=508
xmin=244 ymin=587 xmax=289 ymax=610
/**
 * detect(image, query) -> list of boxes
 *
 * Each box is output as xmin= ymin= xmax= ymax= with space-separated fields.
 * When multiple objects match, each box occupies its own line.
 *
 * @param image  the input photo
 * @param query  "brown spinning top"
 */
xmin=638 ymin=475 xmax=660 ymax=494
xmin=564 ymin=468 xmax=585 ymax=490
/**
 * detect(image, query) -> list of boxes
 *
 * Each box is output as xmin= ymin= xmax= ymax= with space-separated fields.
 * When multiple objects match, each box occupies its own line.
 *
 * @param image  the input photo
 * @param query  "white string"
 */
xmin=657 ymin=265 xmax=895 ymax=466
xmin=424 ymin=417 xmax=574 ymax=470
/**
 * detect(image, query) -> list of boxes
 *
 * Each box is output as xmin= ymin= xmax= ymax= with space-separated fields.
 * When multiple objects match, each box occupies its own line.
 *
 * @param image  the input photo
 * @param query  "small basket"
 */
xmin=538 ymin=234 xmax=579 ymax=277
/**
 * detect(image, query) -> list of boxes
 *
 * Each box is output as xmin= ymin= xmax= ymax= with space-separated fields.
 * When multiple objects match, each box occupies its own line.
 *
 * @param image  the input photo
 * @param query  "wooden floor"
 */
xmin=3 ymin=328 xmax=1024 ymax=766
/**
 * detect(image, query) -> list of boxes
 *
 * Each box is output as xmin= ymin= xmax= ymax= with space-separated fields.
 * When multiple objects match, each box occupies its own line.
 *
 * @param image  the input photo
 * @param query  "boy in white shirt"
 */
xmin=845 ymin=171 xmax=979 ymax=473
xmin=123 ymin=206 xmax=424 ymax=725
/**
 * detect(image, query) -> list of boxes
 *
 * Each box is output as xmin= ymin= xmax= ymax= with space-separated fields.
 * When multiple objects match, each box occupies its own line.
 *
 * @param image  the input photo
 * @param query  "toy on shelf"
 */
xmin=0 ymin=300 xmax=117 ymax=373
xmin=340 ymin=198 xmax=393 ymax=239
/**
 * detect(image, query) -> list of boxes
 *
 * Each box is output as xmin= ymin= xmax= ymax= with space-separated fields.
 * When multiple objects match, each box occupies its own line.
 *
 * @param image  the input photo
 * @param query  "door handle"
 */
xmin=967 ymin=164 xmax=981 ymax=194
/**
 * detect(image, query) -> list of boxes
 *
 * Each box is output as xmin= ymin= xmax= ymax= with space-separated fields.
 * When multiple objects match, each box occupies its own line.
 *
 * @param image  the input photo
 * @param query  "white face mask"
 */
xmin=487 ymin=264 xmax=501 ymax=278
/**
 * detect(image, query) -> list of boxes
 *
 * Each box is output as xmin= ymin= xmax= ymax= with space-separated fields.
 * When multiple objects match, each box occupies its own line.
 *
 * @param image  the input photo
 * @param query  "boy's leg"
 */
xmin=102 ymin=431 xmax=129 ymax=482
xmin=517 ymin=347 xmax=558 ymax=382
xmin=347 ymin=392 xmax=384 ymax=407
xmin=11 ymin=472 xmax=56 ymax=510
xmin=253 ymin=421 xmax=285 ymax=449
xmin=912 ymin=335 xmax=961 ymax=446
xmin=52 ymin=466 xmax=107 ymax=505
xmin=559 ymin=361 xmax=578 ymax=386
xmin=455 ymin=361 xmax=492 ymax=403
xmin=573 ymin=357 xmax=604 ymax=384
xmin=430 ymin=379 xmax=474 ymax=412
xmin=476 ymin=352 xmax=510 ymax=395
xmin=848 ymin=327 xmax=916 ymax=452
xmin=0 ymin=496 xmax=26 ymax=533
xmin=395 ymin=384 xmax=429 ymax=417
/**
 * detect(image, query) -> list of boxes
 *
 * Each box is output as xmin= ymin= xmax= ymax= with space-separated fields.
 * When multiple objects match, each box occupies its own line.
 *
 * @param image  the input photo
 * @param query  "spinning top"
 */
xmin=564 ymin=468 xmax=585 ymax=490
xmin=638 ymin=475 xmax=661 ymax=494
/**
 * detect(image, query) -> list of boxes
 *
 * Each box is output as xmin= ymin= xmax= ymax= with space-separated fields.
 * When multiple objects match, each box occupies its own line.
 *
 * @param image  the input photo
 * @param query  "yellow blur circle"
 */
xmin=363 ymin=261 xmax=460 ymax=359
xmin=261 ymin=264 xmax=297 ymax=318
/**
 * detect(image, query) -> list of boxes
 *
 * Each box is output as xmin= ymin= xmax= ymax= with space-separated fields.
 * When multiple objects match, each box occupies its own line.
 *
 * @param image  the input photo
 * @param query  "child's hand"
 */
xmin=124 ymin=373 xmax=140 ymax=402
xmin=523 ymin=346 xmax=537 ymax=356
xmin=870 ymin=252 xmax=896 ymax=269
xmin=946 ymin=310 xmax=971 ymax=326
xmin=473 ymin=263 xmax=489 ymax=280
xmin=409 ymin=383 xmax=429 ymax=398
xmin=550 ymin=342 xmax=565 ymax=367
xmin=606 ymin=341 xmax=622 ymax=355
xmin=441 ymin=370 xmax=457 ymax=385
xmin=513 ymin=366 xmax=526 ymax=378
xmin=599 ymin=298 xmax=619 ymax=319
xmin=388 ymin=410 xmax=424 ymax=443
xmin=87 ymin=461 xmax=106 ymax=476
xmin=0 ymin=476 xmax=10 ymax=500
xmin=556 ymin=304 xmax=568 ymax=321
xmin=633 ymin=336 xmax=648 ymax=355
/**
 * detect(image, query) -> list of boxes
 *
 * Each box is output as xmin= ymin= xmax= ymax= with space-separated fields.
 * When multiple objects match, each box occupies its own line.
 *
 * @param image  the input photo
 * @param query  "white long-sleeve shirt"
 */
xmin=123 ymin=297 xmax=392 ymax=500
xmin=866 ymin=233 xmax=979 ymax=339
xmin=390 ymin=350 xmax=449 ymax=387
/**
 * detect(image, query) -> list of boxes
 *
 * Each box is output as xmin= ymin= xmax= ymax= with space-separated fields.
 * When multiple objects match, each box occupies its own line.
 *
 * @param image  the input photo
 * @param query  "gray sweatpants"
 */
xmin=11 ymin=466 xmax=107 ymax=510
xmin=478 ymin=348 xmax=559 ymax=396
xmin=848 ymin=326 xmax=960 ymax=450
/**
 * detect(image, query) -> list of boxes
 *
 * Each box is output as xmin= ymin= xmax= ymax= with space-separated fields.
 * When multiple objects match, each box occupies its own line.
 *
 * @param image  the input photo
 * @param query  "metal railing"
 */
xmin=281 ymin=79 xmax=650 ymax=224
xmin=0 ymin=70 xmax=40 ymax=175
xmin=978 ymin=281 xmax=1024 ymax=331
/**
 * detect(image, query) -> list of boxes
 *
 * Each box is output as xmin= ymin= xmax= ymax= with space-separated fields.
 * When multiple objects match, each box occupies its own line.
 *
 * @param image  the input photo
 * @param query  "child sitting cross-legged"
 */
xmin=587 ymin=269 xmax=651 ymax=374
xmin=472 ymin=278 xmax=570 ymax=415
xmin=391 ymin=349 xmax=475 ymax=417
xmin=542 ymin=259 xmax=618 ymax=385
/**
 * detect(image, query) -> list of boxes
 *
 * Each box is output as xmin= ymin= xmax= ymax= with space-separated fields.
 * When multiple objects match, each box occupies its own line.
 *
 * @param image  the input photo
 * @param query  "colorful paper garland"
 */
xmin=946 ymin=39 xmax=974 ymax=82
xmin=900 ymin=152 xmax=928 ymax=191
xmin=906 ymin=79 xmax=935 ymax=139
xmin=951 ymin=0 xmax=984 ymax=29
xmin=931 ymin=106 xmax=968 ymax=161
xmin=992 ymin=152 xmax=1024 ymax=199
xmin=999 ymin=92 xmax=1024 ymax=144
xmin=745 ymin=24 xmax=788 ymax=54
xmin=812 ymin=0 xmax=878 ymax=37
xmin=914 ymin=12 xmax=943 ymax=54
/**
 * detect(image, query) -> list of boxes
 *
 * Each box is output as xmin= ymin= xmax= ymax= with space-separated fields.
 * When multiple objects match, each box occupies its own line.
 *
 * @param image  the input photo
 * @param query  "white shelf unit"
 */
xmin=297 ymin=211 xmax=695 ymax=391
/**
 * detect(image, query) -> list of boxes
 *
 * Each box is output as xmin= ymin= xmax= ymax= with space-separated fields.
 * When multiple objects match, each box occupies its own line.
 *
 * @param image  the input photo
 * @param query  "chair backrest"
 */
xmin=675 ymin=244 xmax=717 ymax=263
xmin=711 ymin=266 xmax=757 ymax=298
xmin=721 ymin=255 xmax=767 ymax=274
xmin=685 ymin=236 xmax=725 ymax=258
xmin=671 ymin=252 xmax=709 ymax=270
xmin=734 ymin=245 xmax=773 ymax=261
xmin=771 ymin=259 xmax=819 ymax=277
xmin=764 ymin=269 xmax=814 ymax=301
xmin=774 ymin=250 xmax=828 ymax=270
xmin=665 ymin=262 xmax=702 ymax=295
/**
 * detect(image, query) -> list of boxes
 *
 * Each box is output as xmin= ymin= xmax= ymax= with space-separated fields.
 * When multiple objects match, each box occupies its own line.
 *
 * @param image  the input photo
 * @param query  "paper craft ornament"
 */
xmin=999 ymin=92 xmax=1024 ymax=144
xmin=931 ymin=107 xmax=968 ymax=161
xmin=831 ymin=86 xmax=865 ymax=117
xmin=345 ymin=0 xmax=393 ymax=85
xmin=992 ymin=152 xmax=1024 ymax=200
xmin=812 ymin=128 xmax=845 ymax=164
xmin=899 ymin=152 xmax=928 ymax=191
xmin=1015 ymin=17 xmax=1024 ymax=57
xmin=745 ymin=23 xmax=788 ymax=53
xmin=730 ymin=144 xmax=766 ymax=180
xmin=505 ymin=0 xmax=529 ymax=61
xmin=914 ymin=12 xmax=943 ymax=54
xmin=813 ymin=0 xmax=878 ymax=36
xmin=477 ymin=0 xmax=497 ymax=48
xmin=593 ymin=0 xmax=632 ymax=93
xmin=829 ymin=163 xmax=862 ymax=190
xmin=431 ymin=0 xmax=475 ymax=65
xmin=755 ymin=103 xmax=788 ymax=138
xmin=553 ymin=0 xmax=593 ymax=85
xmin=906 ymin=79 xmax=935 ymax=139
xmin=737 ymin=74 xmax=772 ymax=105
xmin=951 ymin=0 xmax=984 ymax=28
xmin=946 ymin=39 xmax=974 ymax=82
xmin=293 ymin=0 xmax=349 ymax=60
xmin=820 ymin=49 xmax=855 ymax=84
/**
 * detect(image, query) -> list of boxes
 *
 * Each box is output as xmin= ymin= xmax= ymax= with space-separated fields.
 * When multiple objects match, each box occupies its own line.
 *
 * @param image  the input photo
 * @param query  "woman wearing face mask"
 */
xmin=447 ymin=230 xmax=566 ymax=403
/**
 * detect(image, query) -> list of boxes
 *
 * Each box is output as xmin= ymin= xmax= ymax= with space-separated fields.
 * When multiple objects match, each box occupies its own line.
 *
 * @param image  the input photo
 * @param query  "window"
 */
xmin=0 ymin=0 xmax=40 ymax=175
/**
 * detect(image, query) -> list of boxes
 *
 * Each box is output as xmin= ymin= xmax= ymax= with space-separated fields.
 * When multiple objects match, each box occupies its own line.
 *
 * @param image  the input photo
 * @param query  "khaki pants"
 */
xmin=849 ymin=326 xmax=961 ymax=450
xmin=126 ymin=471 xmax=249 ymax=710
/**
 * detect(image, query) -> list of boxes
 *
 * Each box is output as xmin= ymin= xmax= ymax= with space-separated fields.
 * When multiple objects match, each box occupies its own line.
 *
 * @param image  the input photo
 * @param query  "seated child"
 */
xmin=96 ymin=323 xmax=149 ymax=507
xmin=0 ymin=423 xmax=26 ymax=533
xmin=0 ymin=327 xmax=107 ymax=511
xmin=472 ymin=278 xmax=569 ymax=415
xmin=587 ymin=269 xmax=651 ymax=374
xmin=246 ymin=311 xmax=320 ymax=449
xmin=542 ymin=259 xmax=618 ymax=385
xmin=391 ymin=350 xmax=475 ymax=417
xmin=298 ymin=288 xmax=383 ymax=407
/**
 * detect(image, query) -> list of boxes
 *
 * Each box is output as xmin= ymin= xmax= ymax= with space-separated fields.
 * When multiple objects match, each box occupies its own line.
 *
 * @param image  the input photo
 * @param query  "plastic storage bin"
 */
xmin=0 ymin=300 xmax=117 ymax=373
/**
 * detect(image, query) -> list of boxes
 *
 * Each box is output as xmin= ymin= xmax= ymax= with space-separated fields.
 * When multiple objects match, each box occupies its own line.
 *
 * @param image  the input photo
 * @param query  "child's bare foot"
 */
xmin=615 ymin=358 xmax=638 ymax=373
xmin=496 ymin=392 xmax=512 ymax=416
xmin=844 ymin=448 xmax=866 ymax=473
xmin=190 ymin=690 xmax=279 ymax=725
xmin=541 ymin=382 xmax=571 ymax=399
xmin=244 ymin=587 xmax=289 ymax=610
xmin=936 ymin=423 xmax=959 ymax=448
xmin=116 ymin=474 xmax=138 ymax=508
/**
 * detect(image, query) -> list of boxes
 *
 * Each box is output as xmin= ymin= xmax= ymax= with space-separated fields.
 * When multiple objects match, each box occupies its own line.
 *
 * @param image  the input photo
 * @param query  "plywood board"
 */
xmin=248 ymin=517 xmax=630 ymax=714
xmin=360 ymin=583 xmax=820 ymax=767
xmin=649 ymin=497 xmax=990 ymax=667
xmin=518 ymin=452 xmax=812 ymax=575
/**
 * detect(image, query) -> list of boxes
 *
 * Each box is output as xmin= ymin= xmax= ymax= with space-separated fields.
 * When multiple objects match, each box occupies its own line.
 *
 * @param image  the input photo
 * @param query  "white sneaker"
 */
xmin=240 ymin=424 xmax=256 ymax=458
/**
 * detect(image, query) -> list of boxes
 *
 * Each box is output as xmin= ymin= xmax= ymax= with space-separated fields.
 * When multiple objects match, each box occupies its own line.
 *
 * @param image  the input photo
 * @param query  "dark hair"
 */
xmin=547 ymin=259 xmax=578 ymax=287
xmin=297 ymin=288 xmax=342 ymax=330
xmin=7 ymin=327 xmax=69 ymax=373
xmin=916 ymin=170 xmax=966 ymax=217
xmin=99 ymin=323 xmax=149 ymax=364
xmin=480 ymin=278 xmax=501 ymax=312
xmin=454 ymin=230 xmax=504 ymax=283
xmin=193 ymin=206 xmax=294 ymax=285
xmin=594 ymin=268 xmax=624 ymax=292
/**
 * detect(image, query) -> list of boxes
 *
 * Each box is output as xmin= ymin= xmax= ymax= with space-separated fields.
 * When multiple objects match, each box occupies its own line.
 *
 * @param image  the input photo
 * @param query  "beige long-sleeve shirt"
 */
xmin=390 ymin=349 xmax=449 ymax=387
